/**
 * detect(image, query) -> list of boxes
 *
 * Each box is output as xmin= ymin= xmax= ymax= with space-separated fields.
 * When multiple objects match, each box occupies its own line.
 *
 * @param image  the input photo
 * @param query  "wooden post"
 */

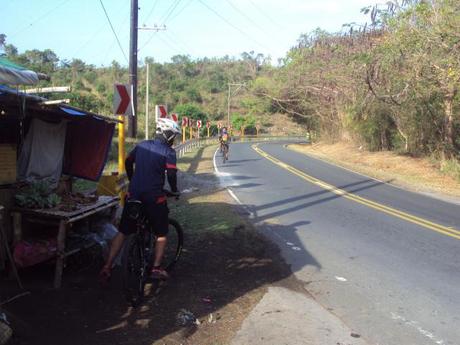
xmin=182 ymin=127 xmax=186 ymax=143
xmin=54 ymin=220 xmax=67 ymax=289
xmin=207 ymin=127 xmax=210 ymax=138
xmin=189 ymin=126 xmax=193 ymax=140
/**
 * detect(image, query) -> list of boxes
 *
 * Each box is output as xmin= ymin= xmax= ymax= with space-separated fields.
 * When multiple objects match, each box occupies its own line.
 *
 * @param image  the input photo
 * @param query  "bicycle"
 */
xmin=121 ymin=192 xmax=184 ymax=307
xmin=222 ymin=142 xmax=229 ymax=163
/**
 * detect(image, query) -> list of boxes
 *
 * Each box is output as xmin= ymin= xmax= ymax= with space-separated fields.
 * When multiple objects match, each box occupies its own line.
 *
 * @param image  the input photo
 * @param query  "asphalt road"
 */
xmin=215 ymin=141 xmax=460 ymax=345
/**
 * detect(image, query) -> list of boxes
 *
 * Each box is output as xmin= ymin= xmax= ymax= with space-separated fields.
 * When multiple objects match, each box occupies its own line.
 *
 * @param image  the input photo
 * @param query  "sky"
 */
xmin=2 ymin=0 xmax=385 ymax=67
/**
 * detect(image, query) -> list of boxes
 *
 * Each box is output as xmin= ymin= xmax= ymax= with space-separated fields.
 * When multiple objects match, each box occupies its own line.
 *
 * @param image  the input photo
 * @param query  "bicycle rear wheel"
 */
xmin=222 ymin=145 xmax=228 ymax=163
xmin=162 ymin=218 xmax=184 ymax=272
xmin=122 ymin=233 xmax=147 ymax=307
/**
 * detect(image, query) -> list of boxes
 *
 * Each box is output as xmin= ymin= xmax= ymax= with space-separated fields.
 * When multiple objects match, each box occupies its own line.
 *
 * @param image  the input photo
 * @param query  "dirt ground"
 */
xmin=1 ymin=145 xmax=303 ymax=345
xmin=289 ymin=142 xmax=460 ymax=201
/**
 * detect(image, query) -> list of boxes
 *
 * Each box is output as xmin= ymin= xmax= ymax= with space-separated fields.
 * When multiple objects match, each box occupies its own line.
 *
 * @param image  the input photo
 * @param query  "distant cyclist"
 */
xmin=219 ymin=127 xmax=230 ymax=161
xmin=219 ymin=127 xmax=230 ymax=148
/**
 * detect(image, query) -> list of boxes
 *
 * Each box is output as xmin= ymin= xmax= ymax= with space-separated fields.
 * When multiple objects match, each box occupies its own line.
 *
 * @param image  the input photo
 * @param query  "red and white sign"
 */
xmin=206 ymin=121 xmax=210 ymax=128
xmin=155 ymin=105 xmax=168 ymax=122
xmin=170 ymin=113 xmax=178 ymax=122
xmin=113 ymin=84 xmax=133 ymax=116
xmin=181 ymin=117 xmax=188 ymax=127
xmin=197 ymin=120 xmax=202 ymax=128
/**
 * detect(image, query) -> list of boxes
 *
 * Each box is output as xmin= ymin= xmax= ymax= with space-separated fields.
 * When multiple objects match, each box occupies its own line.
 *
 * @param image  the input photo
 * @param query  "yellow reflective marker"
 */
xmin=252 ymin=144 xmax=460 ymax=240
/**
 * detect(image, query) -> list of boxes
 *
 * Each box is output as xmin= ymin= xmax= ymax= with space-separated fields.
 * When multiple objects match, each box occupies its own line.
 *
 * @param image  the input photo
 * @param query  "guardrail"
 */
xmin=174 ymin=138 xmax=219 ymax=158
xmin=174 ymin=135 xmax=309 ymax=158
xmin=232 ymin=135 xmax=308 ymax=143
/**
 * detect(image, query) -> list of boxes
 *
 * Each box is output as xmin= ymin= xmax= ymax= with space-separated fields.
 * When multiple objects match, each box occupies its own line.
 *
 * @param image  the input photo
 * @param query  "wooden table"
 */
xmin=11 ymin=195 xmax=119 ymax=288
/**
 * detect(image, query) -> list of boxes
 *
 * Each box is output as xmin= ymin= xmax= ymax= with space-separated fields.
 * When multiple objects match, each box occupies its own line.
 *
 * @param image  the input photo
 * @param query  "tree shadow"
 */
xmin=2 ymin=191 xmax=318 ymax=345
xmin=185 ymin=147 xmax=206 ymax=174
xmin=250 ymin=179 xmax=386 ymax=222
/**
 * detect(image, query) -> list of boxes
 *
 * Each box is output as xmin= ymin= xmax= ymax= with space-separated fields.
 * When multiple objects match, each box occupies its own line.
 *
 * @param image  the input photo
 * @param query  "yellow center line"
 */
xmin=252 ymin=145 xmax=460 ymax=240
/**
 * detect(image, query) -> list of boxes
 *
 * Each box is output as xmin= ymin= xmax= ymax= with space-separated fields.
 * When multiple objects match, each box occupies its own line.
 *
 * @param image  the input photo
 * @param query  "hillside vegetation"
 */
xmin=4 ymin=1 xmax=459 ymax=163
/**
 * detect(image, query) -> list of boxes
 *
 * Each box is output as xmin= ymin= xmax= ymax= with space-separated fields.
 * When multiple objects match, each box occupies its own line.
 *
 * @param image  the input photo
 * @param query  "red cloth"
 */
xmin=14 ymin=239 xmax=57 ymax=268
xmin=63 ymin=119 xmax=115 ymax=181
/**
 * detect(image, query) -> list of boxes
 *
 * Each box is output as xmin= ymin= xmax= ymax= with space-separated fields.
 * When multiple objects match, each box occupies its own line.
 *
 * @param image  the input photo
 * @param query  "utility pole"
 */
xmin=139 ymin=24 xmax=166 ymax=140
xmin=227 ymin=83 xmax=245 ymax=128
xmin=128 ymin=0 xmax=138 ymax=138
xmin=145 ymin=63 xmax=149 ymax=140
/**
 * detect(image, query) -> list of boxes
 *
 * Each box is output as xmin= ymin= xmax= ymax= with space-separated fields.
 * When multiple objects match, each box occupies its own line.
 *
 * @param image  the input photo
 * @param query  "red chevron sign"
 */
xmin=113 ymin=84 xmax=132 ymax=116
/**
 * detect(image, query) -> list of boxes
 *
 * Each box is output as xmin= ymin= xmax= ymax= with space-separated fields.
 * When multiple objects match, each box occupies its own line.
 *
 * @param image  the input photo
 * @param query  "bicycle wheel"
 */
xmin=122 ymin=233 xmax=147 ymax=306
xmin=222 ymin=145 xmax=228 ymax=163
xmin=162 ymin=218 xmax=184 ymax=272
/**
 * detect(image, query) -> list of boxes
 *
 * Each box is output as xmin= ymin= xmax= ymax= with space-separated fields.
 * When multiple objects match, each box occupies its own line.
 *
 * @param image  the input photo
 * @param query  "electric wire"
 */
xmin=196 ymin=0 xmax=270 ymax=50
xmin=142 ymin=0 xmax=160 ymax=25
xmin=224 ymin=0 xmax=267 ymax=35
xmin=155 ymin=33 xmax=184 ymax=56
xmin=164 ymin=30 xmax=197 ymax=56
xmin=248 ymin=0 xmax=285 ymax=30
xmin=160 ymin=0 xmax=183 ymax=24
xmin=167 ymin=0 xmax=194 ymax=23
xmin=11 ymin=0 xmax=72 ymax=38
xmin=138 ymin=0 xmax=180 ymax=52
xmin=99 ymin=0 xmax=129 ymax=64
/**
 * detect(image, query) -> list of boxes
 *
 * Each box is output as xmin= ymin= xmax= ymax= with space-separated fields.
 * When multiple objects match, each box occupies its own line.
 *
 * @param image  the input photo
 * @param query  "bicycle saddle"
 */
xmin=126 ymin=199 xmax=143 ymax=220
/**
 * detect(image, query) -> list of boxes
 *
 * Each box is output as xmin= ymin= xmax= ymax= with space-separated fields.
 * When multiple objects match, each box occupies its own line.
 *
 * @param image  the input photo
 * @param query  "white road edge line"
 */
xmin=390 ymin=313 xmax=445 ymax=345
xmin=213 ymin=147 xmax=254 ymax=217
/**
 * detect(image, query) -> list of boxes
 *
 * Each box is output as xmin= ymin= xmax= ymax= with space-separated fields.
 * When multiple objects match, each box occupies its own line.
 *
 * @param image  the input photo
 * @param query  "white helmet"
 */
xmin=156 ymin=117 xmax=181 ymax=141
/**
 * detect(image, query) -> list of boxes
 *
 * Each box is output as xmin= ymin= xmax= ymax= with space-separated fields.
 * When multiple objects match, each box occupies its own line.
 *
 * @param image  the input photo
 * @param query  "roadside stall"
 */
xmin=0 ymin=84 xmax=119 ymax=288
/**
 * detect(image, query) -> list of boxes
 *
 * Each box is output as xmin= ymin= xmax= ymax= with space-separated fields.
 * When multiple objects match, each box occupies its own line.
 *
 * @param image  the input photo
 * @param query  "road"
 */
xmin=214 ymin=141 xmax=460 ymax=345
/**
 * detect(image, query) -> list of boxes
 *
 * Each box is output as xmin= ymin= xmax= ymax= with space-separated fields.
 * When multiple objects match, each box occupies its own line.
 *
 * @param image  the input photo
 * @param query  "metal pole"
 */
xmin=227 ymin=84 xmax=231 ymax=127
xmin=128 ymin=0 xmax=138 ymax=138
xmin=118 ymin=116 xmax=125 ymax=174
xmin=145 ymin=63 xmax=149 ymax=140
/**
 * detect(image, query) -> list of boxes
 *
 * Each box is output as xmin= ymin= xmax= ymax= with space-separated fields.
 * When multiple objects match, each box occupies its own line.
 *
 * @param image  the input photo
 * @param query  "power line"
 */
xmin=12 ymin=0 xmax=72 ymax=38
xmin=142 ymin=0 xmax=160 ymax=25
xmin=99 ymin=0 xmax=129 ymax=64
xmin=156 ymin=33 xmax=184 ymax=56
xmin=138 ymin=30 xmax=159 ymax=52
xmin=248 ymin=0 xmax=285 ymax=30
xmin=167 ymin=0 xmax=194 ymax=23
xmin=197 ymin=0 xmax=270 ymax=50
xmin=139 ymin=0 xmax=183 ymax=52
xmin=224 ymin=0 xmax=267 ymax=35
xmin=164 ymin=30 xmax=197 ymax=55
xmin=163 ymin=0 xmax=182 ymax=24
xmin=160 ymin=0 xmax=183 ymax=24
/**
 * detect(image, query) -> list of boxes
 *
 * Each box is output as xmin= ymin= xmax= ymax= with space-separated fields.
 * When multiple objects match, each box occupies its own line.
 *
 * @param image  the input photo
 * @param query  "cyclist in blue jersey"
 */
xmin=100 ymin=118 xmax=181 ymax=281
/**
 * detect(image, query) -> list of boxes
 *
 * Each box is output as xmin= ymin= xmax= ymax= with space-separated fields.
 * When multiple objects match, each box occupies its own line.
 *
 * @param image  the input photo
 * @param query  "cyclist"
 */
xmin=219 ymin=126 xmax=230 ymax=156
xmin=100 ymin=118 xmax=181 ymax=282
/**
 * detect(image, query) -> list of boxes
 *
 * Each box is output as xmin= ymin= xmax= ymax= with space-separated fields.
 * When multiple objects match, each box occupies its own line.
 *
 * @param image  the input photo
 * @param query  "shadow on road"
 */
xmin=249 ymin=179 xmax=387 ymax=223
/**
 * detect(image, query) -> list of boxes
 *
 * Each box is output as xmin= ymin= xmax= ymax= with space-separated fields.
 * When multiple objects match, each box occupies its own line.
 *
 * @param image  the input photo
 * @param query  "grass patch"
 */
xmin=441 ymin=159 xmax=460 ymax=182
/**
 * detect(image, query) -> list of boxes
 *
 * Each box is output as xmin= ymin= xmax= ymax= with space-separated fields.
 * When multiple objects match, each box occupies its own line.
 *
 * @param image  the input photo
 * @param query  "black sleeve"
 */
xmin=166 ymin=168 xmax=178 ymax=193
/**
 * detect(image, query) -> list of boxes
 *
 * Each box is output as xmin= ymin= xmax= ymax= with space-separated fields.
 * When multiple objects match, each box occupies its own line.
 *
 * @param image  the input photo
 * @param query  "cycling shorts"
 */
xmin=119 ymin=198 xmax=169 ymax=237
